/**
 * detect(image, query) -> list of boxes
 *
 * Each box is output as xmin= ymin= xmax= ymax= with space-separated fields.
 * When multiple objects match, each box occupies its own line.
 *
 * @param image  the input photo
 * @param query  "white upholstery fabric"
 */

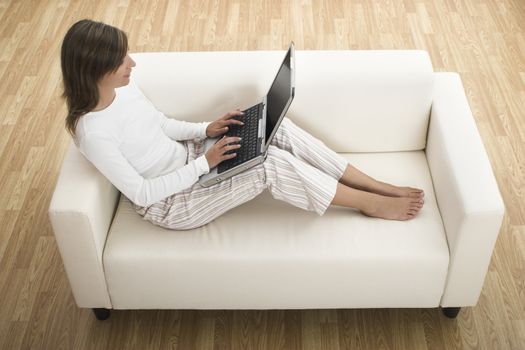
xmin=426 ymin=73 xmax=505 ymax=306
xmin=131 ymin=50 xmax=434 ymax=153
xmin=104 ymin=151 xmax=449 ymax=309
xmin=48 ymin=144 xmax=117 ymax=308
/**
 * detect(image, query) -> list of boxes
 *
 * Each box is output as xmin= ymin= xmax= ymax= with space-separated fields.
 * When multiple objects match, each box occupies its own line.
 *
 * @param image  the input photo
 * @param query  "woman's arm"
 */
xmin=79 ymin=132 xmax=209 ymax=207
xmin=156 ymin=111 xmax=210 ymax=141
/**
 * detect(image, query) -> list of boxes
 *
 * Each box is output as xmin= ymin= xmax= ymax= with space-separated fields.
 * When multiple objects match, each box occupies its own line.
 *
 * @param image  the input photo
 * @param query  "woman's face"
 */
xmin=99 ymin=54 xmax=136 ymax=89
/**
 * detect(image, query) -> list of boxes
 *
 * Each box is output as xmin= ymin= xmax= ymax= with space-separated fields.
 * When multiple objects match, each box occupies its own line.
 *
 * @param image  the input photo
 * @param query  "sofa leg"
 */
xmin=92 ymin=308 xmax=111 ymax=321
xmin=442 ymin=307 xmax=461 ymax=319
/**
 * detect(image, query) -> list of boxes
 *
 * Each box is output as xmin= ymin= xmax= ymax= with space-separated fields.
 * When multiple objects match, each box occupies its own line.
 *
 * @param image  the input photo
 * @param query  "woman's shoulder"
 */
xmin=75 ymin=78 xmax=152 ymax=144
xmin=75 ymin=111 xmax=120 ymax=145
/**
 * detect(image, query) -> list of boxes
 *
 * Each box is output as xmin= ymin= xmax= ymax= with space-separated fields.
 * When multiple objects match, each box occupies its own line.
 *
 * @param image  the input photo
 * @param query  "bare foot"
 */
xmin=375 ymin=184 xmax=425 ymax=201
xmin=360 ymin=195 xmax=424 ymax=221
xmin=394 ymin=186 xmax=425 ymax=199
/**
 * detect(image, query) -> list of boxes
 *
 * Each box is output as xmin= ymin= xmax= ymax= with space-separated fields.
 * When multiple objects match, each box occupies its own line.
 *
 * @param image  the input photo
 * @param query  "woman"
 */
xmin=61 ymin=19 xmax=425 ymax=230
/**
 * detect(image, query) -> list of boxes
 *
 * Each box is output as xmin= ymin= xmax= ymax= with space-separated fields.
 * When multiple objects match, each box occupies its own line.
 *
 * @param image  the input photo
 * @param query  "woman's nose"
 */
xmin=125 ymin=55 xmax=136 ymax=68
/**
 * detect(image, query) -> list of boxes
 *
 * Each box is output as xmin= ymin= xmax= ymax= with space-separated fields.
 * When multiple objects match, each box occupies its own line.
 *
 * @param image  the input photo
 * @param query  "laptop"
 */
xmin=199 ymin=42 xmax=295 ymax=187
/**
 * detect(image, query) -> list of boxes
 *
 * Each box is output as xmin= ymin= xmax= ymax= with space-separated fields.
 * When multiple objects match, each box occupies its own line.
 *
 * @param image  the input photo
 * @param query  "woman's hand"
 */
xmin=206 ymin=109 xmax=245 ymax=138
xmin=204 ymin=136 xmax=242 ymax=169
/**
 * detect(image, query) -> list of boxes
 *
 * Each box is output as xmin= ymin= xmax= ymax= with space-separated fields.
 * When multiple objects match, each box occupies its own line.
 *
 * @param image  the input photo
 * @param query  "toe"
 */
xmin=409 ymin=189 xmax=425 ymax=199
xmin=404 ymin=212 xmax=416 ymax=220
xmin=410 ymin=204 xmax=422 ymax=211
xmin=412 ymin=188 xmax=425 ymax=197
xmin=408 ymin=191 xmax=419 ymax=198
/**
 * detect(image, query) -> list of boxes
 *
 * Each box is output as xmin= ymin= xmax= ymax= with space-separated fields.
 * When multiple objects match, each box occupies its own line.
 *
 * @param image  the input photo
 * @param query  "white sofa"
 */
xmin=48 ymin=50 xmax=505 ymax=321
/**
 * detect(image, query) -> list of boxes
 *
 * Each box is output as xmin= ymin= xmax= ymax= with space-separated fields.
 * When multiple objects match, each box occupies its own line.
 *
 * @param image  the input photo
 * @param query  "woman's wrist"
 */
xmin=204 ymin=122 xmax=212 ymax=137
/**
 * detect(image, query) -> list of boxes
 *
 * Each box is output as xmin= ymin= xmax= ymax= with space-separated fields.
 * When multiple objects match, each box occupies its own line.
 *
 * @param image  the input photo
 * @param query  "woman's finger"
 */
xmin=222 ymin=110 xmax=245 ymax=120
xmin=222 ymin=152 xmax=237 ymax=160
xmin=219 ymin=136 xmax=242 ymax=147
xmin=224 ymin=144 xmax=241 ymax=152
xmin=215 ymin=119 xmax=243 ymax=129
xmin=224 ymin=118 xmax=244 ymax=126
xmin=215 ymin=137 xmax=228 ymax=148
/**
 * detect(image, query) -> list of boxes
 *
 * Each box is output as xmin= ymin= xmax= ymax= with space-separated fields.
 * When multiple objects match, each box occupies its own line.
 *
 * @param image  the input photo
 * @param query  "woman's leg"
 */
xmin=272 ymin=118 xmax=424 ymax=200
xmin=270 ymin=118 xmax=347 ymax=181
xmin=136 ymin=145 xmax=338 ymax=230
xmin=263 ymin=146 xmax=338 ymax=215
xmin=263 ymin=146 xmax=423 ymax=220
xmin=339 ymin=164 xmax=425 ymax=200
xmin=134 ymin=143 xmax=423 ymax=228
xmin=134 ymin=164 xmax=267 ymax=230
xmin=134 ymin=138 xmax=267 ymax=230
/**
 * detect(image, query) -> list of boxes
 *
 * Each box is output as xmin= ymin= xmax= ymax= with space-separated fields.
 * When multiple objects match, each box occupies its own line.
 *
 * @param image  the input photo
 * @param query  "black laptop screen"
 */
xmin=266 ymin=48 xmax=292 ymax=141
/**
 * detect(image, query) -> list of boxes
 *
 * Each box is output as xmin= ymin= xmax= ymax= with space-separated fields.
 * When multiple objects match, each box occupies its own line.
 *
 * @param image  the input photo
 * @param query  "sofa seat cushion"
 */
xmin=103 ymin=151 xmax=449 ymax=309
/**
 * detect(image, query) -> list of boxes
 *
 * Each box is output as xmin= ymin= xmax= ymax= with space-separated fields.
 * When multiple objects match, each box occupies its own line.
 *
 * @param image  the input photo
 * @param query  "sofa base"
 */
xmin=91 ymin=307 xmax=462 ymax=321
xmin=93 ymin=308 xmax=111 ymax=321
xmin=441 ymin=307 xmax=461 ymax=318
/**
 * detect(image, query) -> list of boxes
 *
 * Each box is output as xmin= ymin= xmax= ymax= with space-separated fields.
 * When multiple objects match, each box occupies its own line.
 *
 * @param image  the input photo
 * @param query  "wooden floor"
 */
xmin=0 ymin=0 xmax=524 ymax=349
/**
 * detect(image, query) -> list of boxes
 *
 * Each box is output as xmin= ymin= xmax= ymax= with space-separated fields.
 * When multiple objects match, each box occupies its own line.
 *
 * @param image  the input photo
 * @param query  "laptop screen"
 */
xmin=265 ymin=46 xmax=293 ymax=141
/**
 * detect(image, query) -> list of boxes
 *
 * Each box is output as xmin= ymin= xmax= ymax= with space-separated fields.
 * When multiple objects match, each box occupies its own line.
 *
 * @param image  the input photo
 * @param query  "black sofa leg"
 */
xmin=92 ymin=308 xmax=111 ymax=320
xmin=442 ymin=307 xmax=461 ymax=319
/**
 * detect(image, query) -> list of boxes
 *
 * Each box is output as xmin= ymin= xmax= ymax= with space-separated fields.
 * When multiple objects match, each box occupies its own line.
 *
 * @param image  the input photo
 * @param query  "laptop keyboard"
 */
xmin=218 ymin=104 xmax=262 ymax=174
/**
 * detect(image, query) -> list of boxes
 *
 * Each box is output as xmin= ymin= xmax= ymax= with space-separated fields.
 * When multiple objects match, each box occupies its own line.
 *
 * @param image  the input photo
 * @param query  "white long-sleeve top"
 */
xmin=75 ymin=80 xmax=211 ymax=207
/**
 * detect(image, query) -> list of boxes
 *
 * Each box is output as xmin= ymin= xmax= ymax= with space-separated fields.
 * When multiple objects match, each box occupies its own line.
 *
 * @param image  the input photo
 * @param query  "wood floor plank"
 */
xmin=212 ymin=310 xmax=233 ymax=350
xmin=157 ymin=310 xmax=183 ymax=349
xmin=0 ymin=268 xmax=27 ymax=347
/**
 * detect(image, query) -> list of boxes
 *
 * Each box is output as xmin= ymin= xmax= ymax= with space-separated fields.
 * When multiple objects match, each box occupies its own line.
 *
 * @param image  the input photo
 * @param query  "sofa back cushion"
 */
xmin=132 ymin=50 xmax=434 ymax=153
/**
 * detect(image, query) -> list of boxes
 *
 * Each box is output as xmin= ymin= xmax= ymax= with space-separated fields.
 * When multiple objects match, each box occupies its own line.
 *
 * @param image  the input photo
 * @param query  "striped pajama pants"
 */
xmin=133 ymin=117 xmax=348 ymax=230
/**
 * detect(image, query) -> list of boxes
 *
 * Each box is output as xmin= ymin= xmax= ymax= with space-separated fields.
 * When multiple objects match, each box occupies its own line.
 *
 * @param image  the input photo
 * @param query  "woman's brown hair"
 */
xmin=61 ymin=19 xmax=128 ymax=137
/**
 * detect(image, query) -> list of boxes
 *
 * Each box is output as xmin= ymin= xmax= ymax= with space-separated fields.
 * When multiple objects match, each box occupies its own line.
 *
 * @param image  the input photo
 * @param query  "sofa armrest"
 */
xmin=48 ymin=142 xmax=119 ymax=308
xmin=426 ymin=73 xmax=505 ymax=307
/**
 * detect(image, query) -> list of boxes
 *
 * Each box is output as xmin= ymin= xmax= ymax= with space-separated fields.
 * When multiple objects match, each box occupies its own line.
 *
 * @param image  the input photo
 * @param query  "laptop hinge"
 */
xmin=260 ymin=100 xmax=267 ymax=150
